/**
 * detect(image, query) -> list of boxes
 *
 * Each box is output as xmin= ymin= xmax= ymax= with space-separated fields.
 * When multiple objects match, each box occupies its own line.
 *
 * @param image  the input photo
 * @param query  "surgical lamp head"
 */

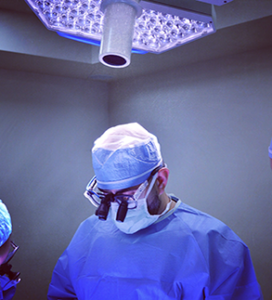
xmin=24 ymin=0 xmax=220 ymax=69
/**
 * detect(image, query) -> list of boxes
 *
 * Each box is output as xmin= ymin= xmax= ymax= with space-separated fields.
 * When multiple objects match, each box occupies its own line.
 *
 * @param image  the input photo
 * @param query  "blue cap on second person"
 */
xmin=0 ymin=200 xmax=12 ymax=247
xmin=269 ymin=138 xmax=272 ymax=159
xmin=92 ymin=123 xmax=163 ymax=190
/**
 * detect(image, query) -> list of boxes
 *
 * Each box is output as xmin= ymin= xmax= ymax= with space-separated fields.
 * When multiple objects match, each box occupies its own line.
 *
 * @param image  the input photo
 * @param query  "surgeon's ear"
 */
xmin=156 ymin=167 xmax=169 ymax=195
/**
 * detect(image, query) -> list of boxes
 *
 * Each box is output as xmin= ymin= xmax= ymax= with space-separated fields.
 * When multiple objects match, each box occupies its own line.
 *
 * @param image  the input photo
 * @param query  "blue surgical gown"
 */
xmin=0 ymin=275 xmax=18 ymax=300
xmin=48 ymin=197 xmax=263 ymax=300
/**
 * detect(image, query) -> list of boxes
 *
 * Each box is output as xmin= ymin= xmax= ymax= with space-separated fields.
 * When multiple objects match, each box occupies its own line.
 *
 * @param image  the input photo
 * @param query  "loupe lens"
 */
xmin=95 ymin=203 xmax=110 ymax=220
xmin=95 ymin=195 xmax=112 ymax=220
xmin=116 ymin=201 xmax=128 ymax=222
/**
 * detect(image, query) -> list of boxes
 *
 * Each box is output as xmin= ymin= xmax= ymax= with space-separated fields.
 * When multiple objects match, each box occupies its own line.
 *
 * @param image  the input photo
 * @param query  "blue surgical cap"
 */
xmin=269 ymin=138 xmax=272 ymax=159
xmin=92 ymin=123 xmax=163 ymax=190
xmin=0 ymin=200 xmax=12 ymax=247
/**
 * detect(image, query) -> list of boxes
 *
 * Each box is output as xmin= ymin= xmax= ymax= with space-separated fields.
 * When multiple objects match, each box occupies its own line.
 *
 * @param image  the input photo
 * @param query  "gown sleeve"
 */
xmin=47 ymin=217 xmax=96 ymax=300
xmin=47 ymin=250 xmax=77 ymax=300
xmin=0 ymin=275 xmax=18 ymax=300
xmin=180 ymin=203 xmax=263 ymax=300
xmin=202 ymin=229 xmax=263 ymax=300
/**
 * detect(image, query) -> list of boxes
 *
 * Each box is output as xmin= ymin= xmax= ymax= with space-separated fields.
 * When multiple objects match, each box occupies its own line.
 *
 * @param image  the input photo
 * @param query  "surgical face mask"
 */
xmin=110 ymin=174 xmax=171 ymax=234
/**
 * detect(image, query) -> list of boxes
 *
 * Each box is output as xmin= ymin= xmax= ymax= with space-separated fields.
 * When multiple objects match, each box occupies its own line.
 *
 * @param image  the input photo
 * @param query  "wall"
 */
xmin=109 ymin=46 xmax=272 ymax=299
xmin=0 ymin=69 xmax=109 ymax=299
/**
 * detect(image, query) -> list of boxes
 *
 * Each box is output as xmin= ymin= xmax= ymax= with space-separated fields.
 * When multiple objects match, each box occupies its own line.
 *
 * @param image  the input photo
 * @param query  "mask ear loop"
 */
xmin=133 ymin=163 xmax=164 ymax=201
xmin=115 ymin=173 xmax=158 ymax=222
xmin=133 ymin=180 xmax=149 ymax=201
xmin=134 ymin=172 xmax=158 ymax=202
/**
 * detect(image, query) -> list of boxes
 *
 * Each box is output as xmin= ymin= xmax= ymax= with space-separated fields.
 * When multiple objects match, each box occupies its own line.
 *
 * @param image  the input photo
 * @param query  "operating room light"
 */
xmin=24 ymin=0 xmax=228 ymax=68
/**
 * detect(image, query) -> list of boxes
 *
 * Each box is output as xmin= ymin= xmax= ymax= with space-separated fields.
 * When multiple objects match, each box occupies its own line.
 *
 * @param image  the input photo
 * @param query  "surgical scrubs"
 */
xmin=48 ymin=196 xmax=263 ymax=300
xmin=0 ymin=276 xmax=18 ymax=300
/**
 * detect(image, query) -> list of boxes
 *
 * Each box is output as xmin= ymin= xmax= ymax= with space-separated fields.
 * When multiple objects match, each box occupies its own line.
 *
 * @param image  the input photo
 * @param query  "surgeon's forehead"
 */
xmin=100 ymin=183 xmax=142 ymax=195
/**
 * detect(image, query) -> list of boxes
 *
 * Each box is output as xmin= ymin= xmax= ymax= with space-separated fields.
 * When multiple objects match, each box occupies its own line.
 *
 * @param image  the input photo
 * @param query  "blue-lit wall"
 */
xmin=0 ymin=70 xmax=107 ymax=299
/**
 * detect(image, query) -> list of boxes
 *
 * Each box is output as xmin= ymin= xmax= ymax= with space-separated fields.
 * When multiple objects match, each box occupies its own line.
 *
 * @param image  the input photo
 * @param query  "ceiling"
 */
xmin=0 ymin=0 xmax=272 ymax=81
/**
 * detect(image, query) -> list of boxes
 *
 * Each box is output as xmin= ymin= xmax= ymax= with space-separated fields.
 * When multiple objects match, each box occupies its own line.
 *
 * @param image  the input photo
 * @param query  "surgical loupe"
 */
xmin=84 ymin=177 xmax=147 ymax=222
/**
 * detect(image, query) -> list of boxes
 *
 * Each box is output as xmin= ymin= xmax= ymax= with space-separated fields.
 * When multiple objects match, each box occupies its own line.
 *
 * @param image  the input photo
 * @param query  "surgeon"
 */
xmin=0 ymin=200 xmax=20 ymax=300
xmin=269 ymin=138 xmax=272 ymax=169
xmin=48 ymin=122 xmax=263 ymax=300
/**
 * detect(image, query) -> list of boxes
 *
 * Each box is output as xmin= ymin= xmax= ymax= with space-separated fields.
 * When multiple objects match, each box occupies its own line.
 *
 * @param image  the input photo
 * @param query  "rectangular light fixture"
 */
xmin=24 ymin=0 xmax=216 ymax=55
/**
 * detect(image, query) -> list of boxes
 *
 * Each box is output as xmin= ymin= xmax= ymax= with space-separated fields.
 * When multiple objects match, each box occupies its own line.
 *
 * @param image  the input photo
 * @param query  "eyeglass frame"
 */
xmin=2 ymin=241 xmax=19 ymax=266
xmin=0 ymin=240 xmax=20 ymax=286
